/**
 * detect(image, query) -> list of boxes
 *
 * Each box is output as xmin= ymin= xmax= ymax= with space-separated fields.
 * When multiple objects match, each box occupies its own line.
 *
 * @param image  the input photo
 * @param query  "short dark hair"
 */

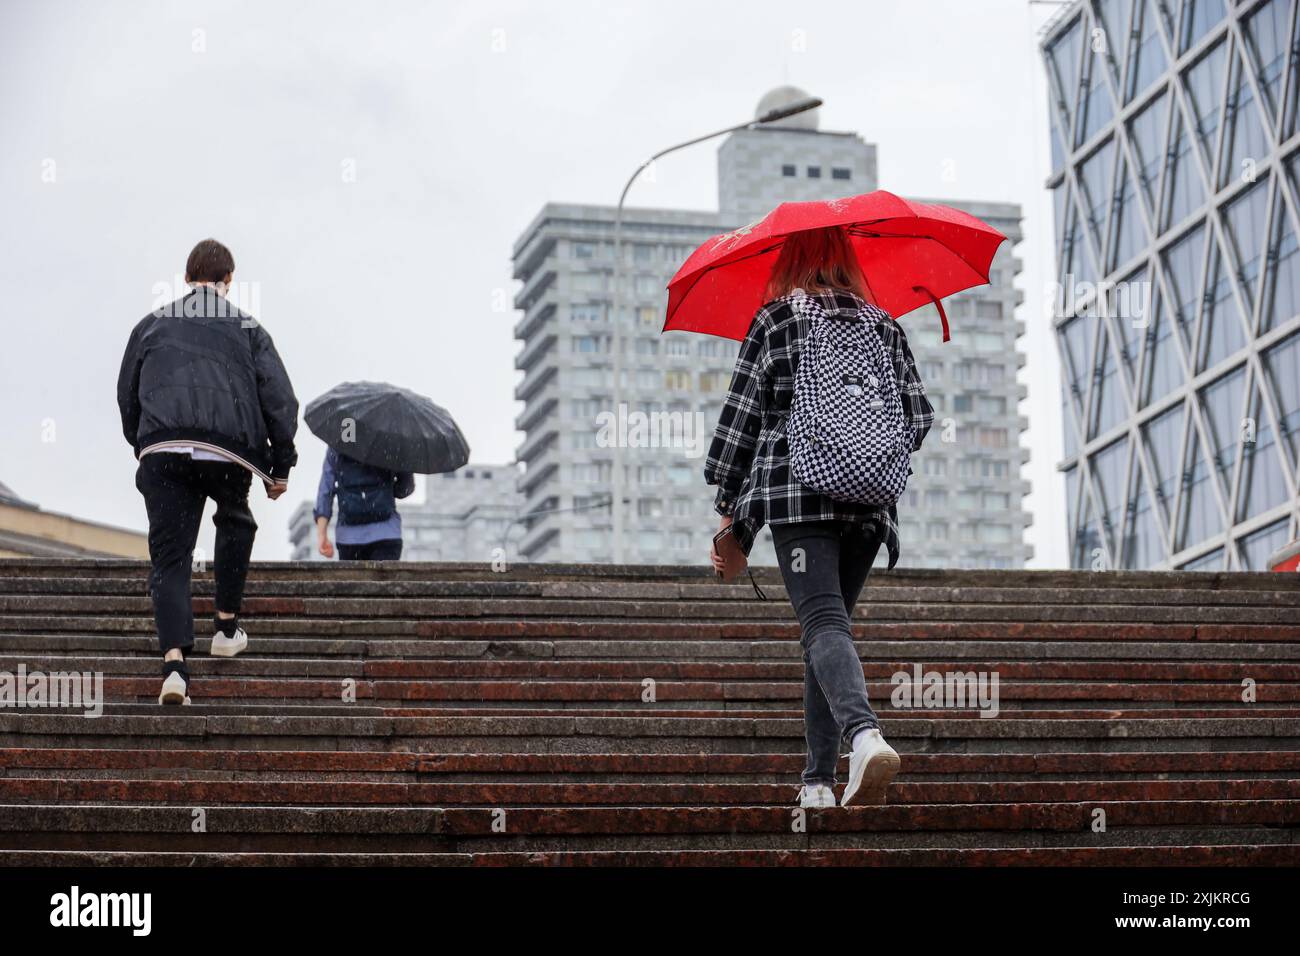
xmin=186 ymin=239 xmax=235 ymax=283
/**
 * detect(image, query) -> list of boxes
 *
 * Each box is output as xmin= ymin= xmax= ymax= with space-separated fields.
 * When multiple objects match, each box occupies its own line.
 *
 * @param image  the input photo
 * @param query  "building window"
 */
xmin=979 ymin=395 xmax=1008 ymax=416
xmin=807 ymin=166 xmax=822 ymax=178
xmin=781 ymin=164 xmax=797 ymax=177
xmin=831 ymin=167 xmax=851 ymax=180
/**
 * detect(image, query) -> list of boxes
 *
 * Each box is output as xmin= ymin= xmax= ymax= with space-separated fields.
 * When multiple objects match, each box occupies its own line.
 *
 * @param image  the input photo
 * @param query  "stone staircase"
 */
xmin=0 ymin=559 xmax=1297 ymax=866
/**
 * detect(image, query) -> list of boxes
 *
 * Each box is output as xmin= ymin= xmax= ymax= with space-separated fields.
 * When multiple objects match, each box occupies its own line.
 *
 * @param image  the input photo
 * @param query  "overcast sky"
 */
xmin=0 ymin=0 xmax=1069 ymax=564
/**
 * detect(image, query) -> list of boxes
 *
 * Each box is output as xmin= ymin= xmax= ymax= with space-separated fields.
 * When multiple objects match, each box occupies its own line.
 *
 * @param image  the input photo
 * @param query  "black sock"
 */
xmin=162 ymin=659 xmax=189 ymax=682
xmin=215 ymin=615 xmax=239 ymax=637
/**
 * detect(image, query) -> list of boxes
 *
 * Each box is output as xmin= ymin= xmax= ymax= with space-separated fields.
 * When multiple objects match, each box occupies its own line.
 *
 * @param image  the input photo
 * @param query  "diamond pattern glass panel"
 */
xmin=1090 ymin=438 xmax=1130 ymax=559
xmin=1079 ymin=139 xmax=1117 ymax=265
xmin=1163 ymin=223 xmax=1207 ymax=351
xmin=1243 ymin=0 xmax=1289 ymax=127
xmin=1123 ymin=455 xmax=1163 ymax=567
xmin=1260 ymin=187 xmax=1300 ymax=332
xmin=1112 ymin=266 xmax=1149 ymax=386
xmin=1073 ymin=493 xmax=1105 ymax=567
xmin=1185 ymin=42 xmax=1228 ymax=172
xmin=1091 ymin=326 xmax=1127 ymax=437
xmin=1179 ymin=0 xmax=1226 ymax=53
xmin=1197 ymin=235 xmax=1246 ymax=371
xmin=1140 ymin=293 xmax=1180 ymax=405
xmin=1128 ymin=91 xmax=1168 ymax=217
xmin=1219 ymin=48 xmax=1271 ymax=189
xmin=1237 ymin=377 xmax=1290 ymax=521
xmin=1176 ymin=423 xmax=1224 ymax=549
xmin=1238 ymin=518 xmax=1291 ymax=569
xmin=1079 ymin=39 xmax=1117 ymax=145
xmin=1222 ymin=177 xmax=1270 ymax=317
xmin=1127 ymin=0 xmax=1170 ymax=100
xmin=1061 ymin=313 xmax=1093 ymax=422
xmin=1109 ymin=155 xmax=1149 ymax=270
xmin=1179 ymin=546 xmax=1225 ymax=570
xmin=1048 ymin=16 xmax=1086 ymax=124
xmin=1143 ymin=401 xmax=1185 ymax=529
xmin=1198 ymin=365 xmax=1246 ymax=497
xmin=1162 ymin=106 xmax=1206 ymax=230
xmin=1263 ymin=332 xmax=1300 ymax=469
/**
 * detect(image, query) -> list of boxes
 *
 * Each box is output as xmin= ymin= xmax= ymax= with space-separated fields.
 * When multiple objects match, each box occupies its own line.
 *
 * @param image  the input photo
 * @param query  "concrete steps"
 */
xmin=0 ymin=558 xmax=1297 ymax=866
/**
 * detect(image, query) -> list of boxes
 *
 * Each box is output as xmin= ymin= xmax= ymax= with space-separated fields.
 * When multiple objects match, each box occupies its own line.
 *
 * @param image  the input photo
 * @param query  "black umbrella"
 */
xmin=304 ymin=381 xmax=470 ymax=475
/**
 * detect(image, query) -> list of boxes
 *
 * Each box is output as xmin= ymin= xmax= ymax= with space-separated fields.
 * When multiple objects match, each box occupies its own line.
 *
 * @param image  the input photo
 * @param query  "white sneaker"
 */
xmin=797 ymin=784 xmax=837 ymax=809
xmin=840 ymin=729 xmax=900 ymax=807
xmin=210 ymin=626 xmax=248 ymax=658
xmin=158 ymin=670 xmax=190 ymax=706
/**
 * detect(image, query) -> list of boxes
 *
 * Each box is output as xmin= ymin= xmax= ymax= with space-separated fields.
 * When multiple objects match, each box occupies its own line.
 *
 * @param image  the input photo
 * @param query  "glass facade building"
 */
xmin=1041 ymin=0 xmax=1300 ymax=569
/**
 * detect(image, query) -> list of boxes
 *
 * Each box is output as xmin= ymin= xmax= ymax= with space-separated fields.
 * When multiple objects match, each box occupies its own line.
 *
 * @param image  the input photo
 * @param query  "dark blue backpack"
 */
xmin=335 ymin=455 xmax=396 ymax=526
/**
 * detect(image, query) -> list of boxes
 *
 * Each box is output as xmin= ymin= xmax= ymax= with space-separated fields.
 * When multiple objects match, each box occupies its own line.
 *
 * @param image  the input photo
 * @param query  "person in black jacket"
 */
xmin=117 ymin=239 xmax=299 ymax=705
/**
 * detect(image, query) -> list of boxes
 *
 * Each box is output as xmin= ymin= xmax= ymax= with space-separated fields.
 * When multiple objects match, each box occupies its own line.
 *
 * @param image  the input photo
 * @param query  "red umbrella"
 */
xmin=663 ymin=190 xmax=1007 ymax=342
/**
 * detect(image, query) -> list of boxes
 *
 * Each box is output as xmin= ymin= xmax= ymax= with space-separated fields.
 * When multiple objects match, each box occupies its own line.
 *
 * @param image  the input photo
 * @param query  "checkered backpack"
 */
xmin=785 ymin=290 xmax=913 ymax=505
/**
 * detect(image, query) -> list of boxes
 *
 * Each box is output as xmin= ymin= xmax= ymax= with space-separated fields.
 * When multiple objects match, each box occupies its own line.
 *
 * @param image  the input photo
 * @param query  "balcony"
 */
xmin=514 ymin=332 xmax=557 ymax=375
xmin=514 ymin=300 xmax=556 ymax=342
xmin=515 ymin=381 xmax=558 ymax=432
xmin=511 ymin=234 xmax=556 ymax=282
xmin=514 ymin=268 xmax=556 ymax=312
xmin=515 ymin=364 xmax=557 ymax=404
xmin=518 ymin=458 xmax=558 ymax=496
xmin=515 ymin=421 xmax=558 ymax=464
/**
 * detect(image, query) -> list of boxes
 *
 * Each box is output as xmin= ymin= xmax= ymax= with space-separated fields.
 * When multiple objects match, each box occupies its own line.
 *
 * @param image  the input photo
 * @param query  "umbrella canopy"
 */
xmin=664 ymin=190 xmax=1007 ymax=342
xmin=304 ymin=381 xmax=470 ymax=475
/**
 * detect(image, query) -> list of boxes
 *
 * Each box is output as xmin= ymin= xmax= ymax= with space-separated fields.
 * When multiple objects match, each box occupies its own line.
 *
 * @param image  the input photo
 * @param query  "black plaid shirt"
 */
xmin=704 ymin=289 xmax=934 ymax=567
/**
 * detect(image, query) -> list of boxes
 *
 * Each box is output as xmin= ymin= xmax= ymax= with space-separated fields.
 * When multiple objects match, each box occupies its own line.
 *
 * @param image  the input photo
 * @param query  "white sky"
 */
xmin=0 ymin=0 xmax=1069 ymax=564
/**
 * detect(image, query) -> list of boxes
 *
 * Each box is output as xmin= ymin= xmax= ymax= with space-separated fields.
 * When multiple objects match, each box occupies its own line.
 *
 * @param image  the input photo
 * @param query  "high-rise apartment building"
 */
xmin=509 ymin=87 xmax=1032 ymax=568
xmin=1040 ymin=0 xmax=1299 ymax=569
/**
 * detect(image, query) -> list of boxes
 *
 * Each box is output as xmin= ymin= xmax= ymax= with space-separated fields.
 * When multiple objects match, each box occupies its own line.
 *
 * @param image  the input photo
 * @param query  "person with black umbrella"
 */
xmin=304 ymin=381 xmax=470 ymax=561
xmin=313 ymin=449 xmax=415 ymax=560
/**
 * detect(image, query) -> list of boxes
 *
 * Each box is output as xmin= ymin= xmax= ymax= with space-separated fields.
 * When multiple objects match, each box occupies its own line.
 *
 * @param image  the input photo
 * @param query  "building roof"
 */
xmin=0 ymin=480 xmax=33 ymax=509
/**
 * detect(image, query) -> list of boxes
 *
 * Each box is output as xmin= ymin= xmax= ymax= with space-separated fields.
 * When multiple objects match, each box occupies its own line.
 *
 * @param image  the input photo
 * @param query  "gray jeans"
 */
xmin=771 ymin=520 xmax=882 ymax=786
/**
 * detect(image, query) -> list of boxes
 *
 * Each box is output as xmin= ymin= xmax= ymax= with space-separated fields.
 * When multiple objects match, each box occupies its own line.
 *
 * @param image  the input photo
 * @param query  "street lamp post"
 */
xmin=607 ymin=96 xmax=823 ymax=563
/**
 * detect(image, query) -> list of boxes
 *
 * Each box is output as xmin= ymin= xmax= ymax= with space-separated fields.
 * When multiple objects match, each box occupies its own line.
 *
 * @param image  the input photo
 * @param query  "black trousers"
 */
xmin=135 ymin=454 xmax=257 ymax=654
xmin=337 ymin=539 xmax=403 ymax=561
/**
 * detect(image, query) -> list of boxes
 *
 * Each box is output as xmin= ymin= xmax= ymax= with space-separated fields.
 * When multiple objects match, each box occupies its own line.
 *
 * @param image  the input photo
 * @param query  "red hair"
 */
xmin=764 ymin=226 xmax=874 ymax=303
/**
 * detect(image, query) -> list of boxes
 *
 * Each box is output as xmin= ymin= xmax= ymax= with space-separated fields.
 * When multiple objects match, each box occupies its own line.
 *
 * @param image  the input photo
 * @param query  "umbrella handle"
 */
xmin=912 ymin=285 xmax=950 ymax=342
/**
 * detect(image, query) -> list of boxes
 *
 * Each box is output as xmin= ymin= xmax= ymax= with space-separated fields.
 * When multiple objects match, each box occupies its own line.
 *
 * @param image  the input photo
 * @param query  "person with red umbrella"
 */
xmin=687 ymin=195 xmax=1003 ymax=808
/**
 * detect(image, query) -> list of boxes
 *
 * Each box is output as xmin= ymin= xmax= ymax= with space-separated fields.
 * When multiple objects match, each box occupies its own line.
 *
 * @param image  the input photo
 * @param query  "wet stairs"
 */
xmin=0 ymin=559 xmax=1296 ymax=866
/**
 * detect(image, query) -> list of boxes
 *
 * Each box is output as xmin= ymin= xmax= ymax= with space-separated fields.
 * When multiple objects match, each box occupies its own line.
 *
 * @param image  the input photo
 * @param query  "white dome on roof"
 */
xmin=754 ymin=86 xmax=820 ymax=130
